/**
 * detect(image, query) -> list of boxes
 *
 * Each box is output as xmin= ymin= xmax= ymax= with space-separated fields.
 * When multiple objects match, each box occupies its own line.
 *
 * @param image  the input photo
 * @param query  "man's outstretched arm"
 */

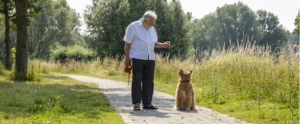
xmin=155 ymin=41 xmax=170 ymax=48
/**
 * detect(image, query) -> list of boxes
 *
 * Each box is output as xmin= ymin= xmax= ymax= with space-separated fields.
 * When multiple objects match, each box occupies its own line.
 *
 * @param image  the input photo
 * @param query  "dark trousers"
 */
xmin=131 ymin=58 xmax=155 ymax=106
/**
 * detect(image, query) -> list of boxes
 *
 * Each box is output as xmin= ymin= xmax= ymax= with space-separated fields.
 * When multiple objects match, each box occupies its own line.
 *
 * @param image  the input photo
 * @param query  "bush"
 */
xmin=0 ymin=62 xmax=4 ymax=74
xmin=50 ymin=45 xmax=96 ymax=63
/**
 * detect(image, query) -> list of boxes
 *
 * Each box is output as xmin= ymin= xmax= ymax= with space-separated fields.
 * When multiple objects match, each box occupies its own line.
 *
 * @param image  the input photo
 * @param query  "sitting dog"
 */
xmin=175 ymin=69 xmax=196 ymax=110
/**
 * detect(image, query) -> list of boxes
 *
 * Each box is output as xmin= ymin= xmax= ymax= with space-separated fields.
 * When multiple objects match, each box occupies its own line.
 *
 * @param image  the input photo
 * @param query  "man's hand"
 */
xmin=125 ymin=58 xmax=131 ymax=66
xmin=163 ymin=41 xmax=170 ymax=48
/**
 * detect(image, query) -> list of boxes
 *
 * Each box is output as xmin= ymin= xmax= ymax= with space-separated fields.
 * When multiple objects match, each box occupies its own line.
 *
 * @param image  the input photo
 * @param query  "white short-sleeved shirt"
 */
xmin=123 ymin=20 xmax=158 ymax=60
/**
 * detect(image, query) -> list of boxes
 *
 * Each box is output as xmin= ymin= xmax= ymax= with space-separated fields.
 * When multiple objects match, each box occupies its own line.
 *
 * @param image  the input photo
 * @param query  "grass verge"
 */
xmin=0 ymin=71 xmax=124 ymax=124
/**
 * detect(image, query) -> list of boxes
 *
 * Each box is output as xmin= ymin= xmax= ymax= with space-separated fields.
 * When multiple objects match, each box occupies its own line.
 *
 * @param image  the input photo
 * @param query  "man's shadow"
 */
xmin=129 ymin=109 xmax=169 ymax=118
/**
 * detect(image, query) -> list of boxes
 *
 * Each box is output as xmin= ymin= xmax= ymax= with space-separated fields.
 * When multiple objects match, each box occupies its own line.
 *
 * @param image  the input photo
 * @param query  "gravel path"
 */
xmin=65 ymin=75 xmax=249 ymax=124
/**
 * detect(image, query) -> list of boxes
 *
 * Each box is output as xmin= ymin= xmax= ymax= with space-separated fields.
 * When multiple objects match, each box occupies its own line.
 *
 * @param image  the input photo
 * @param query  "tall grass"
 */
xmin=32 ymin=43 xmax=299 ymax=124
xmin=30 ymin=57 xmax=123 ymax=74
xmin=30 ymin=56 xmax=128 ymax=82
xmin=154 ymin=43 xmax=299 ymax=123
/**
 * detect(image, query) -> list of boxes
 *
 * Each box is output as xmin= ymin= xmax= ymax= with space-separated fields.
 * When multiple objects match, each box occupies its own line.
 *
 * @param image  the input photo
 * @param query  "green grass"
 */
xmin=152 ymin=46 xmax=299 ymax=124
xmin=0 ymin=71 xmax=124 ymax=124
xmin=17 ymin=43 xmax=299 ymax=124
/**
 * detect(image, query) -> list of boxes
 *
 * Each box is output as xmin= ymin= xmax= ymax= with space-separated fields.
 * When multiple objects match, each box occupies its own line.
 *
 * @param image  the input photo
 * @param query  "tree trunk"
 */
xmin=4 ymin=0 xmax=11 ymax=70
xmin=15 ymin=0 xmax=28 ymax=80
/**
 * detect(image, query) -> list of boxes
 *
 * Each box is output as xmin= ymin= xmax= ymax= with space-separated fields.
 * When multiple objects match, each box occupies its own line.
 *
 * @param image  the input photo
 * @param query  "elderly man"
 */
xmin=123 ymin=11 xmax=170 ymax=110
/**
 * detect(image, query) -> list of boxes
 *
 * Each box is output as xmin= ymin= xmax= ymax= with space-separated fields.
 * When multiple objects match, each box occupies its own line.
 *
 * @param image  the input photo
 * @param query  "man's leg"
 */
xmin=142 ymin=60 xmax=155 ymax=106
xmin=132 ymin=59 xmax=144 ymax=105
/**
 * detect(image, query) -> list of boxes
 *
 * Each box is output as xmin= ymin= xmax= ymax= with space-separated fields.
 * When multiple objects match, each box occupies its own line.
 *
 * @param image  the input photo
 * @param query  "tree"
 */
xmin=216 ymin=2 xmax=260 ymax=47
xmin=127 ymin=0 xmax=147 ymax=21
xmin=0 ymin=0 xmax=14 ymax=70
xmin=256 ymin=10 xmax=287 ymax=50
xmin=146 ymin=0 xmax=192 ymax=58
xmin=165 ymin=0 xmax=191 ymax=58
xmin=293 ymin=10 xmax=300 ymax=35
xmin=28 ymin=0 xmax=81 ymax=59
xmin=0 ymin=17 xmax=4 ymax=60
xmin=192 ymin=2 xmax=260 ymax=54
xmin=0 ymin=0 xmax=43 ymax=69
xmin=191 ymin=2 xmax=290 ymax=55
xmin=85 ymin=0 xmax=192 ymax=58
xmin=191 ymin=14 xmax=220 ymax=54
xmin=15 ymin=0 xmax=28 ymax=80
xmin=85 ymin=0 xmax=130 ymax=58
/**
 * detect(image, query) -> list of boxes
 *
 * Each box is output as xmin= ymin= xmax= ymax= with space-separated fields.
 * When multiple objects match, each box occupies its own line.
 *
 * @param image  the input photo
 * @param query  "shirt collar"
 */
xmin=138 ymin=19 xmax=143 ymax=26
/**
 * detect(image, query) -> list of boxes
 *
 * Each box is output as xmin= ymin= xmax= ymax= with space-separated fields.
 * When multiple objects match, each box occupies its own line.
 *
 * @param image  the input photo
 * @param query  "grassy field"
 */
xmin=1 ymin=44 xmax=299 ymax=124
xmin=28 ymin=44 xmax=299 ymax=124
xmin=0 ymin=70 xmax=124 ymax=123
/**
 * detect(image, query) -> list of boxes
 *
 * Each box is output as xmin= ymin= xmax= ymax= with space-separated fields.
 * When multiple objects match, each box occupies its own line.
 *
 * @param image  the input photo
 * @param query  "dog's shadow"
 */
xmin=176 ymin=109 xmax=198 ymax=113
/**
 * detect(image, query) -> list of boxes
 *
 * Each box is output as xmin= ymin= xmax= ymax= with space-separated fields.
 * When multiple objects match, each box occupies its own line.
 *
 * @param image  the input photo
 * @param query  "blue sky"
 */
xmin=66 ymin=0 xmax=300 ymax=33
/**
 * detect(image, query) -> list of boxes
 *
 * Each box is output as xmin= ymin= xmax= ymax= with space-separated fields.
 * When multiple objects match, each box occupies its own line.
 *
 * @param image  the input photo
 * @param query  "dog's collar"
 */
xmin=180 ymin=80 xmax=190 ymax=82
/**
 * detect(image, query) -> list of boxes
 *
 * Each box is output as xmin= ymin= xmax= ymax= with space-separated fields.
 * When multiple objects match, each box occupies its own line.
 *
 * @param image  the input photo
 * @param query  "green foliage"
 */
xmin=50 ymin=45 xmax=96 ymax=63
xmin=257 ymin=10 xmax=287 ymax=50
xmin=0 ymin=0 xmax=46 ymax=70
xmin=0 ymin=25 xmax=4 ymax=61
xmin=85 ymin=0 xmax=192 ymax=59
xmin=85 ymin=0 xmax=130 ymax=58
xmin=217 ymin=2 xmax=261 ymax=46
xmin=28 ymin=0 xmax=82 ymax=59
xmin=128 ymin=0 xmax=147 ymax=20
xmin=157 ymin=0 xmax=192 ymax=58
xmin=191 ymin=2 xmax=288 ymax=55
xmin=192 ymin=2 xmax=260 ymax=54
xmin=0 ymin=0 xmax=14 ymax=23
xmin=0 ymin=27 xmax=16 ymax=63
xmin=0 ymin=62 xmax=4 ymax=74
xmin=26 ymin=65 xmax=42 ymax=82
xmin=293 ymin=10 xmax=300 ymax=34
xmin=192 ymin=14 xmax=219 ymax=53
xmin=286 ymin=31 xmax=299 ymax=44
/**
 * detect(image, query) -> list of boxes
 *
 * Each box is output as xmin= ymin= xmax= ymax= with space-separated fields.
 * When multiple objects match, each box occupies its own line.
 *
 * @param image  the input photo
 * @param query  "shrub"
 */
xmin=0 ymin=62 xmax=4 ymax=74
xmin=50 ymin=45 xmax=96 ymax=63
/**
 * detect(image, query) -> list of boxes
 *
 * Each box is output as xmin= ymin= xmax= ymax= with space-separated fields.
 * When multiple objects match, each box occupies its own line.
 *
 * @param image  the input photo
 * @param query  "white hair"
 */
xmin=143 ymin=11 xmax=157 ymax=20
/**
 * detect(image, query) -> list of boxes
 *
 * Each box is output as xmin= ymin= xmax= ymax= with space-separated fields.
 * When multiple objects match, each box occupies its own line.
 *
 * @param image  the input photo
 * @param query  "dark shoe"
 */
xmin=143 ymin=104 xmax=158 ymax=110
xmin=133 ymin=103 xmax=140 ymax=111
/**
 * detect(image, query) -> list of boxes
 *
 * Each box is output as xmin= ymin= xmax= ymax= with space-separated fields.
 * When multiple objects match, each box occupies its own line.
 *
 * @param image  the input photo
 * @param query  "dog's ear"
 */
xmin=190 ymin=70 xmax=193 ymax=74
xmin=178 ymin=68 xmax=183 ymax=75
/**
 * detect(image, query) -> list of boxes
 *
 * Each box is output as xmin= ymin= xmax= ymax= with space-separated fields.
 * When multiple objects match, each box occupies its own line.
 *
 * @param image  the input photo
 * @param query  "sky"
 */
xmin=66 ymin=0 xmax=300 ymax=33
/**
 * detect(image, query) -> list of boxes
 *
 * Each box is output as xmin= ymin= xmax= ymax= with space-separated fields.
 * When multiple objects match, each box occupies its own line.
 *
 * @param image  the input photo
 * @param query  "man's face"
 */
xmin=144 ymin=18 xmax=156 ymax=28
xmin=147 ymin=18 xmax=156 ymax=26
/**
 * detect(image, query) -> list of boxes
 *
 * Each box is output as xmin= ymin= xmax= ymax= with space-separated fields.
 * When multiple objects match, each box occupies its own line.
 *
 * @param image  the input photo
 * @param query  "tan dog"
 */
xmin=175 ymin=69 xmax=196 ymax=110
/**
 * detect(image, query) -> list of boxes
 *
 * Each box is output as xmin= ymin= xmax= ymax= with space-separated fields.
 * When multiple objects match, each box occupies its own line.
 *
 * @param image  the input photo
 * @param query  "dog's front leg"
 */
xmin=175 ymin=89 xmax=181 ymax=110
xmin=185 ymin=92 xmax=193 ymax=110
xmin=190 ymin=90 xmax=196 ymax=110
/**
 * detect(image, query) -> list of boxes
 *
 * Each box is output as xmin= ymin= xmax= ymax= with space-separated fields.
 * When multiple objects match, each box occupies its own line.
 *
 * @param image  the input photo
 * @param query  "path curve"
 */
xmin=64 ymin=75 xmax=250 ymax=124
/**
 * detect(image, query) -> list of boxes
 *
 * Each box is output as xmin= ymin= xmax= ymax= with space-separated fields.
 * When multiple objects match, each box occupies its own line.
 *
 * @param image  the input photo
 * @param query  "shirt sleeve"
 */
xmin=123 ymin=25 xmax=135 ymax=44
xmin=154 ymin=28 xmax=158 ymax=43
